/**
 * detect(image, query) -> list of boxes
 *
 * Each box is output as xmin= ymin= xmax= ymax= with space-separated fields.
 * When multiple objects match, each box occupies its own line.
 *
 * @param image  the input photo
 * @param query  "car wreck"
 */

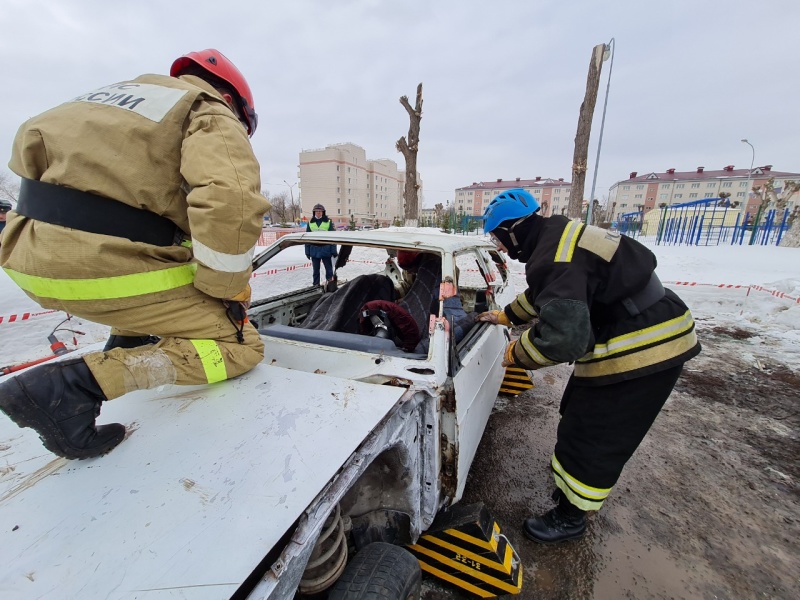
xmin=1 ymin=229 xmax=523 ymax=598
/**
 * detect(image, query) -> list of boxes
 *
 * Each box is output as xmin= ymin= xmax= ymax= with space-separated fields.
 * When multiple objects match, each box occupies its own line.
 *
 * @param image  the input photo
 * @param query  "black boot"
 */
xmin=0 ymin=358 xmax=125 ymax=459
xmin=103 ymin=335 xmax=160 ymax=352
xmin=523 ymin=494 xmax=587 ymax=544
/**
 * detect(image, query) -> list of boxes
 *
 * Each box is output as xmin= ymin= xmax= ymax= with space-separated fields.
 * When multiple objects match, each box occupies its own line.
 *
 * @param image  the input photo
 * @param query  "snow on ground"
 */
xmin=1 ymin=235 xmax=799 ymax=372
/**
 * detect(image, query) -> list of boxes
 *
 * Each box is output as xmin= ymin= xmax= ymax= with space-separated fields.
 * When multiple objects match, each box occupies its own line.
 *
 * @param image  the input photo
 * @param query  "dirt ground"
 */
xmin=422 ymin=320 xmax=799 ymax=600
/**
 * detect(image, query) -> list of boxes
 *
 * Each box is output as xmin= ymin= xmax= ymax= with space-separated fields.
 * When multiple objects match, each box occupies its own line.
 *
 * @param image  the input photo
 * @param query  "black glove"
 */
xmin=306 ymin=254 xmax=311 ymax=260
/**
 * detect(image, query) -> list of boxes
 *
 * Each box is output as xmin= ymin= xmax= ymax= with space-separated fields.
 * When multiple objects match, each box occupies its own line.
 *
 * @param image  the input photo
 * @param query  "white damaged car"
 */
xmin=1 ymin=229 xmax=523 ymax=599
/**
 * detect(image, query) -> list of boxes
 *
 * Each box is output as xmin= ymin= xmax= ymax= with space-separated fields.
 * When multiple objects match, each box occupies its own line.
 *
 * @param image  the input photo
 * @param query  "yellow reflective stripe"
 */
xmin=513 ymin=292 xmax=537 ymax=317
xmin=518 ymin=330 xmax=557 ymax=367
xmin=419 ymin=534 xmax=512 ymax=573
xmin=3 ymin=264 xmax=197 ymax=301
xmin=555 ymin=221 xmax=584 ymax=262
xmin=190 ymin=339 xmax=227 ymax=384
xmin=444 ymin=526 xmax=499 ymax=552
xmin=551 ymin=455 xmax=611 ymax=500
xmin=554 ymin=477 xmax=604 ymax=512
xmin=409 ymin=544 xmax=521 ymax=594
xmin=579 ymin=310 xmax=695 ymax=361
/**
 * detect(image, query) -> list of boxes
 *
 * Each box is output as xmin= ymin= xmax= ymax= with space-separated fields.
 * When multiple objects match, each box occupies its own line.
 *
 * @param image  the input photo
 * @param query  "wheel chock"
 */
xmin=407 ymin=503 xmax=522 ymax=597
xmin=499 ymin=366 xmax=534 ymax=396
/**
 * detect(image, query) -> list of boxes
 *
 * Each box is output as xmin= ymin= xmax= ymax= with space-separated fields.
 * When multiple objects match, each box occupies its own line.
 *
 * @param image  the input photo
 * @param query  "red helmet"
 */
xmin=170 ymin=49 xmax=258 ymax=136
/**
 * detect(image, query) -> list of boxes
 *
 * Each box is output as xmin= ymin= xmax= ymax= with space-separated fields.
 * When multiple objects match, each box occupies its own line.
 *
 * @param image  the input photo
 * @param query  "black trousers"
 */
xmin=551 ymin=364 xmax=684 ymax=511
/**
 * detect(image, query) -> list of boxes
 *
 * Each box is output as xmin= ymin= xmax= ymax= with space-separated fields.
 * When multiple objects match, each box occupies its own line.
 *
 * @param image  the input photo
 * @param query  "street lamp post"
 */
xmin=586 ymin=37 xmax=615 ymax=227
xmin=284 ymin=180 xmax=297 ymax=223
xmin=740 ymin=139 xmax=756 ymax=244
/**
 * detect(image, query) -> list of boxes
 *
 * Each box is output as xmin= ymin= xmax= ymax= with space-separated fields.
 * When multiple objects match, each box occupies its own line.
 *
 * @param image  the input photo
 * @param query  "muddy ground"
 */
xmin=422 ymin=321 xmax=799 ymax=600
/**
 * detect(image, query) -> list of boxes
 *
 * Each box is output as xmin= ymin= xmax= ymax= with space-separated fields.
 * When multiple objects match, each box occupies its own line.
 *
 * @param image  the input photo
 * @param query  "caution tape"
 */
xmin=665 ymin=281 xmax=800 ymax=304
xmin=0 ymin=309 xmax=58 ymax=325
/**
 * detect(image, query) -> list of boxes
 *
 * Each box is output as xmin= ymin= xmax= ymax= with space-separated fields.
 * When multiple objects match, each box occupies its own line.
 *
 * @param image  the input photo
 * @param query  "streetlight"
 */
xmin=741 ymin=139 xmax=755 ymax=205
xmin=283 ymin=180 xmax=297 ymax=224
xmin=586 ymin=37 xmax=615 ymax=227
xmin=740 ymin=139 xmax=757 ymax=244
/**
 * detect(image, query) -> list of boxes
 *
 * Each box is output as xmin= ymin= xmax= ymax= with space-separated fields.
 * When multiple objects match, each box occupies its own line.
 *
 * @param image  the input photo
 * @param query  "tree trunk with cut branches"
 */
xmin=567 ymin=44 xmax=606 ymax=219
xmin=396 ymin=83 xmax=423 ymax=227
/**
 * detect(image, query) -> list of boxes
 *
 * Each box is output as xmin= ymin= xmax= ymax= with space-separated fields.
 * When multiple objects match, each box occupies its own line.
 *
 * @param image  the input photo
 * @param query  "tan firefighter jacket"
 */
xmin=1 ymin=74 xmax=270 ymax=312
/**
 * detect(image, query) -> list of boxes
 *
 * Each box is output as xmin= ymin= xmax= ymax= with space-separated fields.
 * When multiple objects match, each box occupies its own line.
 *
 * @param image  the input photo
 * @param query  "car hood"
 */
xmin=0 ymin=357 xmax=404 ymax=598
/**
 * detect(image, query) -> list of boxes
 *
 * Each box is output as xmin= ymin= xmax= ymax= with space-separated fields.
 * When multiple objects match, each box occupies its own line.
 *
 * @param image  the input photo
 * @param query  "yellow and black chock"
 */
xmin=499 ymin=366 xmax=534 ymax=396
xmin=407 ymin=503 xmax=522 ymax=597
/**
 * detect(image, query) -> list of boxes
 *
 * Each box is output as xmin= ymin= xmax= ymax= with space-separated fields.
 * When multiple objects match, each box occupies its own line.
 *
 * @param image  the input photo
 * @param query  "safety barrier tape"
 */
xmin=665 ymin=281 xmax=800 ymax=304
xmin=0 ymin=309 xmax=58 ymax=324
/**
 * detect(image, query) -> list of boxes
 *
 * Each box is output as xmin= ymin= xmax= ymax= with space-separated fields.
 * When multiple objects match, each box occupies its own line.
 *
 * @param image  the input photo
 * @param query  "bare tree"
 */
xmin=396 ymin=83 xmax=423 ymax=226
xmin=0 ymin=171 xmax=20 ymax=204
xmin=750 ymin=177 xmax=800 ymax=247
xmin=567 ymin=44 xmax=606 ymax=219
xmin=270 ymin=191 xmax=290 ymax=225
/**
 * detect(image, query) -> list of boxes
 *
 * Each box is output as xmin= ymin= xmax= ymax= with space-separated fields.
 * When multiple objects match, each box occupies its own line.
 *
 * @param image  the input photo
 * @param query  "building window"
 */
xmin=662 ymin=184 xmax=671 ymax=189
xmin=737 ymin=191 xmax=745 ymax=197
xmin=674 ymin=194 xmax=683 ymax=199
xmin=622 ymin=195 xmax=629 ymax=200
xmin=635 ymin=194 xmax=643 ymax=199
xmin=691 ymin=183 xmax=700 ymax=188
xmin=706 ymin=183 xmax=716 ymax=188
xmin=689 ymin=193 xmax=698 ymax=198
xmin=623 ymin=185 xmax=630 ymax=191
xmin=704 ymin=192 xmax=714 ymax=198
xmin=636 ymin=185 xmax=644 ymax=190
xmin=660 ymin=193 xmax=668 ymax=200
xmin=740 ymin=182 xmax=747 ymax=187
xmin=722 ymin=182 xmax=732 ymax=188
xmin=676 ymin=183 xmax=685 ymax=189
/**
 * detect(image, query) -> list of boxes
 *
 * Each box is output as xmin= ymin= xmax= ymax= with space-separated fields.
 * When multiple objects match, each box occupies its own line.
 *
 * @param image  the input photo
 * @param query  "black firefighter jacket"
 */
xmin=504 ymin=215 xmax=701 ymax=386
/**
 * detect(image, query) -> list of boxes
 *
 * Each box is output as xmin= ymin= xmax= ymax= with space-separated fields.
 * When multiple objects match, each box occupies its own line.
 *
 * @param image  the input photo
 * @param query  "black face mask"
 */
xmin=491 ymin=228 xmax=521 ymax=260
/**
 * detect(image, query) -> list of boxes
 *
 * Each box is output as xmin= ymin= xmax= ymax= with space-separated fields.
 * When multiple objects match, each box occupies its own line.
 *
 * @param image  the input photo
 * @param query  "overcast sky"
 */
xmin=3 ymin=0 xmax=797 ymax=208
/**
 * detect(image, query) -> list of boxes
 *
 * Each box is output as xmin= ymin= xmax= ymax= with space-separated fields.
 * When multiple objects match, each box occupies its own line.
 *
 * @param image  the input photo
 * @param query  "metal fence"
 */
xmin=617 ymin=198 xmax=791 ymax=246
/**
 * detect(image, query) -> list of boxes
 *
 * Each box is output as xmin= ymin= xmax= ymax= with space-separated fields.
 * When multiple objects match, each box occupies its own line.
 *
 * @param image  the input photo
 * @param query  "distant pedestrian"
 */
xmin=0 ymin=199 xmax=11 ymax=234
xmin=479 ymin=188 xmax=701 ymax=544
xmin=305 ymin=204 xmax=338 ymax=286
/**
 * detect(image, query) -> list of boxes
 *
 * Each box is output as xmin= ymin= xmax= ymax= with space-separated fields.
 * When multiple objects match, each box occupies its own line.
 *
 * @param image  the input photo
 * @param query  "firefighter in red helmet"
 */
xmin=0 ymin=50 xmax=270 ymax=459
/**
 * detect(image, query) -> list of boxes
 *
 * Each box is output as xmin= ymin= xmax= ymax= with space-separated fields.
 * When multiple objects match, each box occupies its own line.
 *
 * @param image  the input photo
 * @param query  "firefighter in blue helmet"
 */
xmin=305 ymin=204 xmax=338 ymax=286
xmin=479 ymin=188 xmax=701 ymax=544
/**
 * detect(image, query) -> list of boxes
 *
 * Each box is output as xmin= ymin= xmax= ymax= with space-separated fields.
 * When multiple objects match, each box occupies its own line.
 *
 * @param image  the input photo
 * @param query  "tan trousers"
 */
xmin=77 ymin=291 xmax=264 ymax=400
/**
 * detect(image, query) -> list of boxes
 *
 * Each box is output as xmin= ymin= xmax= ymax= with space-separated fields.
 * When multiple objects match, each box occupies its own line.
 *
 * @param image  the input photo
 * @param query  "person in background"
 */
xmin=0 ymin=49 xmax=270 ymax=460
xmin=305 ymin=203 xmax=338 ymax=287
xmin=479 ymin=188 xmax=700 ymax=544
xmin=0 ymin=199 xmax=11 ymax=234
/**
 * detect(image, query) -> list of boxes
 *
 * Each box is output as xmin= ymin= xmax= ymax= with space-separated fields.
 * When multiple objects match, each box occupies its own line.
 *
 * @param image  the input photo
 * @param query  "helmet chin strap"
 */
xmin=507 ymin=215 xmax=530 ymax=247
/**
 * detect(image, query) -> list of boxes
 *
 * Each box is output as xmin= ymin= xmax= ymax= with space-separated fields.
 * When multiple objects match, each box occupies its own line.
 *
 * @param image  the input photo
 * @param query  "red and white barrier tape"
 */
xmin=0 ymin=309 xmax=58 ymax=324
xmin=665 ymin=281 xmax=800 ymax=304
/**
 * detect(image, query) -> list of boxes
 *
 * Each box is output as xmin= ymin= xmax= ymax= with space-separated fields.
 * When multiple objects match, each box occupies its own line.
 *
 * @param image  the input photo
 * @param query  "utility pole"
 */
xmin=567 ymin=43 xmax=606 ymax=219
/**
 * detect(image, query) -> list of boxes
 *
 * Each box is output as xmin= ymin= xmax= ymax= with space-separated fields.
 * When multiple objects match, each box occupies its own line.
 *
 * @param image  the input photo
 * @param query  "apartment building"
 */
xmin=454 ymin=177 xmax=573 ymax=218
xmin=298 ymin=142 xmax=421 ymax=228
xmin=607 ymin=165 xmax=800 ymax=221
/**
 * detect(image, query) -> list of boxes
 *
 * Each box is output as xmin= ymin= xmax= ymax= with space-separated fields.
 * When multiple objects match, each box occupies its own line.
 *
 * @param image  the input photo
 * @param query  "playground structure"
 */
xmin=617 ymin=198 xmax=792 ymax=246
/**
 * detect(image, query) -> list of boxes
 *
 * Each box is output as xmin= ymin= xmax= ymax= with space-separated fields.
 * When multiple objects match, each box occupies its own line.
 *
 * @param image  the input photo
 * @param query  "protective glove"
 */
xmin=477 ymin=309 xmax=511 ymax=327
xmin=306 ymin=254 xmax=311 ymax=260
xmin=502 ymin=340 xmax=517 ymax=367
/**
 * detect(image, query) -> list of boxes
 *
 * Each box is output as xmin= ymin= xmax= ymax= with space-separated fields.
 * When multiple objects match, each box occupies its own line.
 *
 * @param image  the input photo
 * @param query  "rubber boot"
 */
xmin=103 ymin=335 xmax=160 ymax=352
xmin=523 ymin=493 xmax=587 ymax=544
xmin=0 ymin=358 xmax=125 ymax=459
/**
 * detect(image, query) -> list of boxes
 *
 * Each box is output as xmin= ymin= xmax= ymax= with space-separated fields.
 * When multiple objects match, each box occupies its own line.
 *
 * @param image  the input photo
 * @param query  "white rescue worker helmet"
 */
xmin=170 ymin=49 xmax=258 ymax=137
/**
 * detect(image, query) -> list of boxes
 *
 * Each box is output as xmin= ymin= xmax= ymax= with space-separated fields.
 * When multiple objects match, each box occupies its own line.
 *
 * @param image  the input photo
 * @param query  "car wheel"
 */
xmin=327 ymin=542 xmax=421 ymax=600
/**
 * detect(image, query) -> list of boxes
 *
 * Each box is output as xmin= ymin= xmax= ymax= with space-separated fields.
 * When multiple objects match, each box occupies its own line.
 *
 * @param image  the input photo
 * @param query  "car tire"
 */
xmin=327 ymin=542 xmax=421 ymax=600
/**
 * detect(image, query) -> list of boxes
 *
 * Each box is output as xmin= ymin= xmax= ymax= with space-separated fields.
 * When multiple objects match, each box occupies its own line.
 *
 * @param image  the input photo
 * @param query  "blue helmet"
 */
xmin=482 ymin=188 xmax=540 ymax=234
